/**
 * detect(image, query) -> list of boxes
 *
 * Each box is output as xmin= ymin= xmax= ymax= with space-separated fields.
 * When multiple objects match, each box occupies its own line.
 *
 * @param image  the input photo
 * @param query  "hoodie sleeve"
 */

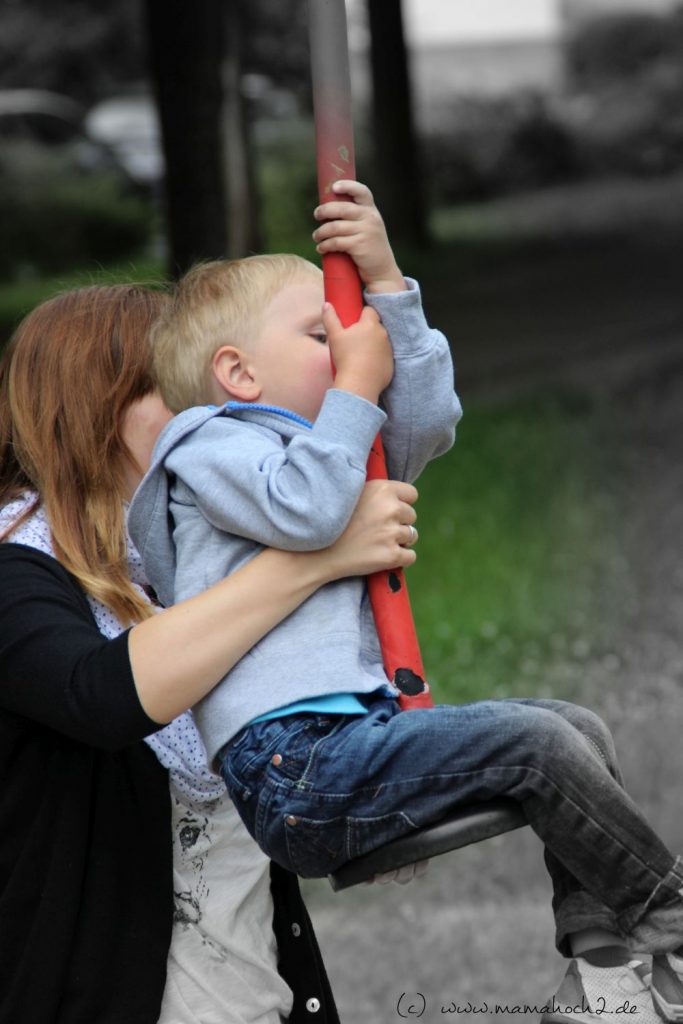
xmin=167 ymin=389 xmax=386 ymax=550
xmin=365 ymin=278 xmax=462 ymax=482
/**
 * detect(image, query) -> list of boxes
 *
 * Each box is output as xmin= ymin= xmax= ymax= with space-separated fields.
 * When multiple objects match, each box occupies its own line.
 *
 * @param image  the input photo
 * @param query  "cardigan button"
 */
xmin=285 ymin=815 xmax=298 ymax=826
xmin=271 ymin=753 xmax=283 ymax=766
xmin=306 ymin=997 xmax=321 ymax=1013
xmin=291 ymin=922 xmax=301 ymax=937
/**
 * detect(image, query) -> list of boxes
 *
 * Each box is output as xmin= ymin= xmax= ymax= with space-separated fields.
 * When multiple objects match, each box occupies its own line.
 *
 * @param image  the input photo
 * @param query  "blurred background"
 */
xmin=2 ymin=0 xmax=683 ymax=1014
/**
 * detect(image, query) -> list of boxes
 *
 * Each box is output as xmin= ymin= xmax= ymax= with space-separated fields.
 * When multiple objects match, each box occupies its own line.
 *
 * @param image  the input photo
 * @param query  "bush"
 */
xmin=565 ymin=78 xmax=683 ymax=178
xmin=565 ymin=11 xmax=682 ymax=89
xmin=562 ymin=8 xmax=683 ymax=178
xmin=425 ymin=93 xmax=579 ymax=205
xmin=0 ymin=142 xmax=152 ymax=279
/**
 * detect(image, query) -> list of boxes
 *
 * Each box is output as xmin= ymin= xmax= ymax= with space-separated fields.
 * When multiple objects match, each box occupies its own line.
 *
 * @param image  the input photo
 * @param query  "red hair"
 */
xmin=0 ymin=285 xmax=169 ymax=624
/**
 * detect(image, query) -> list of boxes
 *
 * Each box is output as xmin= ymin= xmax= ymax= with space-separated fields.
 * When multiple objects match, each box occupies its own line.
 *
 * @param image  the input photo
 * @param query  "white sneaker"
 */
xmin=541 ymin=956 xmax=658 ymax=1024
xmin=651 ymin=952 xmax=683 ymax=1022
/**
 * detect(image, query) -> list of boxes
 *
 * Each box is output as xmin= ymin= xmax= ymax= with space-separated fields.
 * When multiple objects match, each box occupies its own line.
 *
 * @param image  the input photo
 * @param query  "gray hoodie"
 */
xmin=129 ymin=280 xmax=461 ymax=763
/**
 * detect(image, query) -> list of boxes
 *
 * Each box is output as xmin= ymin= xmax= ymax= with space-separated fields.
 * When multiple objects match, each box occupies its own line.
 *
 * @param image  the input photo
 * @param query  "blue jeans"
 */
xmin=219 ymin=697 xmax=683 ymax=955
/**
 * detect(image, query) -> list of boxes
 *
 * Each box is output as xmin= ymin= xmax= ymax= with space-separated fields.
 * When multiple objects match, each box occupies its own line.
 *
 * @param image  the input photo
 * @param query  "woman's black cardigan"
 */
xmin=0 ymin=544 xmax=339 ymax=1024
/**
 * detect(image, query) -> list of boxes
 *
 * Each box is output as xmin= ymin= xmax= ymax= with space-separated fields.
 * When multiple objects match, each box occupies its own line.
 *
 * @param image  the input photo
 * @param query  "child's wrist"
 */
xmin=364 ymin=268 xmax=407 ymax=294
xmin=333 ymin=370 xmax=381 ymax=405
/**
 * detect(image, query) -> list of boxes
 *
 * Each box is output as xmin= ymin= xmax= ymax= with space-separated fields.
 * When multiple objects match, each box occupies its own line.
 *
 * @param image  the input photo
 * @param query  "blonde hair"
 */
xmin=0 ymin=284 xmax=170 ymax=625
xmin=152 ymin=254 xmax=322 ymax=412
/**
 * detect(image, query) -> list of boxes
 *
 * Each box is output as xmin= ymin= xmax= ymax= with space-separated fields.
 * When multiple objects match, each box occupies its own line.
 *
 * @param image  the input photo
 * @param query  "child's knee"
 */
xmin=554 ymin=703 xmax=618 ymax=768
xmin=499 ymin=704 xmax=576 ymax=764
xmin=515 ymin=706 xmax=600 ymax=773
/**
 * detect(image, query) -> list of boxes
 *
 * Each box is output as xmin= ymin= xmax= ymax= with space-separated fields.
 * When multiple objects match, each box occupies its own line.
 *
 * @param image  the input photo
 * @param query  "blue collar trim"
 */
xmin=223 ymin=402 xmax=314 ymax=430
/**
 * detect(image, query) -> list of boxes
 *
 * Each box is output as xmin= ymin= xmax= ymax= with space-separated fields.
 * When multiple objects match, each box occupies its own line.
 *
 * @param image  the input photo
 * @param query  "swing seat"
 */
xmin=328 ymin=799 xmax=526 ymax=891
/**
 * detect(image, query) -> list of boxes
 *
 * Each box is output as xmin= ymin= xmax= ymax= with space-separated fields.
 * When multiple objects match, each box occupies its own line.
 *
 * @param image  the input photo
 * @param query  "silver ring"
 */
xmin=406 ymin=524 xmax=418 ymax=546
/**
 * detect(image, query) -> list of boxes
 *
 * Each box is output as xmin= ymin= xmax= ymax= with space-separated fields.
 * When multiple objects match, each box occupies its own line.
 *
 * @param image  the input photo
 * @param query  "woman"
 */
xmin=0 ymin=284 xmax=419 ymax=1024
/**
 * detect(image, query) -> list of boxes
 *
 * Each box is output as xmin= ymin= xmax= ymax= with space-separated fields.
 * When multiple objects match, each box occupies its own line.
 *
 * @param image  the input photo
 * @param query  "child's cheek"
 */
xmin=305 ymin=352 xmax=335 ymax=418
xmin=312 ymin=350 xmax=335 ymax=391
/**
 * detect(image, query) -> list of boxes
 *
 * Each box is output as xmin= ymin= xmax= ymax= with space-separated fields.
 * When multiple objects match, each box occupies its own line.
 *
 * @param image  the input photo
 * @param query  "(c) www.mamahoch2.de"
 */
xmin=396 ymin=992 xmax=640 ymax=1018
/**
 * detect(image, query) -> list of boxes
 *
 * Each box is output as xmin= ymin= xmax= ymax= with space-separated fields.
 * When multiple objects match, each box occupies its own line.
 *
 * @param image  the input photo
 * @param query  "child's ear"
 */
xmin=211 ymin=346 xmax=262 ymax=402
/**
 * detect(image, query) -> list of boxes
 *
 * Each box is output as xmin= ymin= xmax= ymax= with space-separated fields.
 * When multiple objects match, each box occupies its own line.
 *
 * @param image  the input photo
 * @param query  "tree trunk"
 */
xmin=366 ymin=0 xmax=428 ymax=248
xmin=223 ymin=0 xmax=263 ymax=257
xmin=144 ymin=0 xmax=227 ymax=276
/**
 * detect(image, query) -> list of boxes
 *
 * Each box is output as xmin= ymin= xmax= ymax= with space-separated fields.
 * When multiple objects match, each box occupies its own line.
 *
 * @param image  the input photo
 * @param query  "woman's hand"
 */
xmin=320 ymin=478 xmax=418 ymax=583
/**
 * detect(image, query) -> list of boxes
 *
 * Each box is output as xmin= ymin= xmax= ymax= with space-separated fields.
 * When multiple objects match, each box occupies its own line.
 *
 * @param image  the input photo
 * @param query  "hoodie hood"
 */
xmin=127 ymin=402 xmax=314 ymax=608
xmin=128 ymin=405 xmax=223 ymax=608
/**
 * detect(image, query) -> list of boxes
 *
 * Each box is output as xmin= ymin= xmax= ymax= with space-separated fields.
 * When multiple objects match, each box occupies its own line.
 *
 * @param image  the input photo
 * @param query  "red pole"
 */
xmin=308 ymin=0 xmax=431 ymax=709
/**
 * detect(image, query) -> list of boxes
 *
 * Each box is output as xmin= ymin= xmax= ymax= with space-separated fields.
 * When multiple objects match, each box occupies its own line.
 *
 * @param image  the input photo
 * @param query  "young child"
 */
xmin=130 ymin=182 xmax=683 ymax=1022
xmin=130 ymin=179 xmax=460 ymax=763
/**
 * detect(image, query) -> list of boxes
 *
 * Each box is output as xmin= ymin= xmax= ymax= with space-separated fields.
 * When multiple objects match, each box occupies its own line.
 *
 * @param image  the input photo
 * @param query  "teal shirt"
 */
xmin=250 ymin=692 xmax=368 ymax=724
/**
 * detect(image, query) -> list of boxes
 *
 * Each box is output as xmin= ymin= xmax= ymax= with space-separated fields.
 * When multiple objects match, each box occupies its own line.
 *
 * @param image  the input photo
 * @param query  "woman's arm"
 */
xmin=130 ymin=478 xmax=418 ymax=723
xmin=0 ymin=481 xmax=416 ymax=747
xmin=0 ymin=546 xmax=157 ymax=748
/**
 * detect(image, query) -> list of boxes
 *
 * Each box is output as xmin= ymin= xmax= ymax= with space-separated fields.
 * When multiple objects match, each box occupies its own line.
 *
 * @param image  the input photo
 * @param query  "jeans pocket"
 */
xmin=283 ymin=809 xmax=418 ymax=878
xmin=284 ymin=813 xmax=352 ymax=878
xmin=348 ymin=810 xmax=419 ymax=859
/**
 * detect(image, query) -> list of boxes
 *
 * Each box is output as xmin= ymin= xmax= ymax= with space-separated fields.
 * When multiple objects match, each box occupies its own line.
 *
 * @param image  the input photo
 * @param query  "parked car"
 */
xmin=0 ymin=89 xmax=137 ymax=187
xmin=85 ymin=94 xmax=164 ymax=191
xmin=0 ymin=90 xmax=152 ymax=279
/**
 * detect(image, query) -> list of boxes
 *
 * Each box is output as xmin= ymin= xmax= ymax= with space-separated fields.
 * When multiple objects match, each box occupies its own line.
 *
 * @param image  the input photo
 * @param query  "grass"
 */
xmin=407 ymin=393 xmax=627 ymax=705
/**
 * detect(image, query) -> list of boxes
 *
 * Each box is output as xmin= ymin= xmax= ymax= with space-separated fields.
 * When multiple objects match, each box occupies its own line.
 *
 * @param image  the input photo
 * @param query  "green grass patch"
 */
xmin=408 ymin=394 xmax=626 ymax=705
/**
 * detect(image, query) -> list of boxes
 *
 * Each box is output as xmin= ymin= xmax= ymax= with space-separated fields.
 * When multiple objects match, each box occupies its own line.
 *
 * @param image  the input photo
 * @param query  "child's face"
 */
xmin=253 ymin=276 xmax=333 ymax=422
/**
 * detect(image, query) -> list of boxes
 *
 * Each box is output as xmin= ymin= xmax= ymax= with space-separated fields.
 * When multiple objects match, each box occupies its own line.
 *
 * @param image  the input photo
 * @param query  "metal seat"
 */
xmin=328 ymin=799 xmax=527 ymax=891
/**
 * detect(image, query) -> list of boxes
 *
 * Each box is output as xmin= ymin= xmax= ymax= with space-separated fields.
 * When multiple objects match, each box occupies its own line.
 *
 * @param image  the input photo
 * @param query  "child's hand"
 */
xmin=323 ymin=301 xmax=394 ymax=403
xmin=312 ymin=180 xmax=406 ymax=294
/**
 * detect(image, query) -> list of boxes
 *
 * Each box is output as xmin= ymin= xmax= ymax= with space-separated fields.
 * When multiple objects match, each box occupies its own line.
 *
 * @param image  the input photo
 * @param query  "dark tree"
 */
xmin=0 ymin=0 xmax=144 ymax=104
xmin=223 ymin=0 xmax=263 ymax=256
xmin=366 ymin=0 xmax=427 ymax=248
xmin=144 ymin=0 xmax=228 ymax=275
xmin=241 ymin=0 xmax=311 ymax=103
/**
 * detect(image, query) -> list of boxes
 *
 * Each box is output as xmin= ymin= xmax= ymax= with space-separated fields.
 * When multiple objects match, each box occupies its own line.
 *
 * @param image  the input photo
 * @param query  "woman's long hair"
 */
xmin=0 ymin=284 xmax=169 ymax=624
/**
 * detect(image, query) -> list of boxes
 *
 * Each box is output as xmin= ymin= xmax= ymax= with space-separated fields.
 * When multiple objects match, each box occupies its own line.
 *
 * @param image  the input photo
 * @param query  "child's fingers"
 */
xmin=322 ymin=302 xmax=382 ymax=341
xmin=358 ymin=305 xmax=381 ymax=326
xmin=323 ymin=302 xmax=380 ymax=332
xmin=331 ymin=179 xmax=374 ymax=204
xmin=313 ymin=200 xmax=364 ymax=222
xmin=313 ymin=219 xmax=359 ymax=239
xmin=316 ymin=234 xmax=364 ymax=255
xmin=312 ymin=220 xmax=361 ymax=245
xmin=321 ymin=301 xmax=342 ymax=334
xmin=371 ymin=860 xmax=429 ymax=885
